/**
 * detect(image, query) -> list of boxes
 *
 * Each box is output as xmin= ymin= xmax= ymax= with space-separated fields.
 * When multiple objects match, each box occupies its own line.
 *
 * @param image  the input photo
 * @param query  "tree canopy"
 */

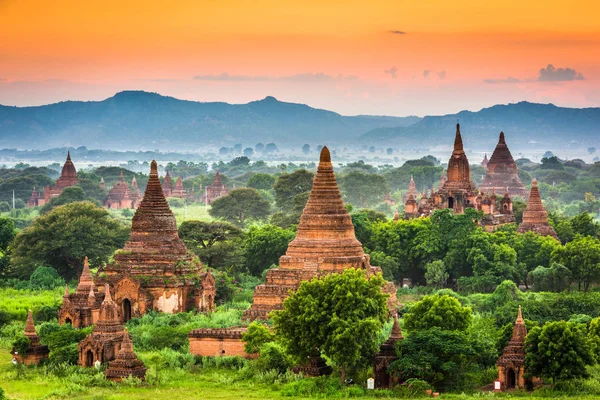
xmin=209 ymin=188 xmax=271 ymax=227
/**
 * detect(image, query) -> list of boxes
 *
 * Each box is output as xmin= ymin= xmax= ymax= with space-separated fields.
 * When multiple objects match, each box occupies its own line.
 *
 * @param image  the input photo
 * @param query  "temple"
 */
xmin=27 ymin=152 xmax=78 ymax=207
xmin=170 ymin=175 xmax=188 ymax=199
xmin=58 ymin=257 xmax=103 ymax=328
xmin=479 ymin=132 xmax=527 ymax=197
xmin=517 ymin=179 xmax=558 ymax=238
xmin=11 ymin=310 xmax=49 ymax=365
xmin=189 ymin=327 xmax=251 ymax=358
xmin=104 ymin=328 xmax=147 ymax=381
xmin=104 ymin=171 xmax=142 ymax=209
xmin=497 ymin=306 xmax=533 ymax=390
xmin=205 ymin=170 xmax=229 ymax=204
xmin=481 ymin=153 xmax=489 ymax=168
xmin=402 ymin=124 xmax=516 ymax=230
xmin=243 ymin=147 xmax=396 ymax=320
xmin=374 ymin=315 xmax=403 ymax=388
xmin=78 ymin=284 xmax=124 ymax=366
xmin=96 ymin=160 xmax=215 ymax=322
xmin=161 ymin=171 xmax=174 ymax=197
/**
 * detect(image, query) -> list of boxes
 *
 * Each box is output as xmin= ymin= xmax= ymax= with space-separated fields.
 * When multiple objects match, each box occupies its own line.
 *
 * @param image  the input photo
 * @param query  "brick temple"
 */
xmin=479 ymin=132 xmax=528 ymax=197
xmin=243 ymin=146 xmax=396 ymax=320
xmin=11 ymin=310 xmax=49 ymax=365
xmin=27 ymin=152 xmax=78 ymax=207
xmin=104 ymin=328 xmax=147 ymax=381
xmin=205 ymin=170 xmax=229 ymax=204
xmin=104 ymin=171 xmax=142 ymax=209
xmin=96 ymin=160 xmax=215 ymax=322
xmin=374 ymin=315 xmax=403 ymax=388
xmin=517 ymin=178 xmax=558 ymax=238
xmin=58 ymin=257 xmax=103 ymax=327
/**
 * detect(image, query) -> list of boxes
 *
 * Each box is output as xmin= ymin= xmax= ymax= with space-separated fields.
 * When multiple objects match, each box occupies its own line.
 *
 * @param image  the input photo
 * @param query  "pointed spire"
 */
xmin=103 ymin=283 xmax=112 ymax=303
xmin=390 ymin=314 xmax=403 ymax=340
xmin=67 ymin=151 xmax=71 ymax=161
xmin=499 ymin=131 xmax=506 ymax=144
xmin=63 ymin=284 xmax=70 ymax=298
xmin=516 ymin=305 xmax=524 ymax=325
xmin=119 ymin=328 xmax=134 ymax=354
xmin=393 ymin=208 xmax=400 ymax=222
xmin=25 ymin=310 xmax=36 ymax=336
xmin=453 ymin=123 xmax=464 ymax=153
xmin=119 ymin=170 xmax=124 ymax=181
xmin=320 ymin=146 xmax=331 ymax=163
xmin=77 ymin=256 xmax=94 ymax=292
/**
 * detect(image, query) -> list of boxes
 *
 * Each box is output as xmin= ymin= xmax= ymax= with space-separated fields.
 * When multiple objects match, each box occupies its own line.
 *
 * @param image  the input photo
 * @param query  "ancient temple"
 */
xmin=481 ymin=153 xmax=489 ymax=168
xmin=497 ymin=306 xmax=528 ymax=390
xmin=100 ymin=177 xmax=106 ymax=190
xmin=205 ymin=170 xmax=228 ymax=204
xmin=170 ymin=175 xmax=188 ymax=199
xmin=383 ymin=192 xmax=396 ymax=206
xmin=104 ymin=329 xmax=147 ymax=381
xmin=374 ymin=315 xmax=403 ymax=389
xmin=243 ymin=147 xmax=396 ymax=320
xmin=162 ymin=171 xmax=174 ymax=197
xmin=517 ymin=179 xmax=558 ymax=238
xmin=104 ymin=171 xmax=141 ymax=209
xmin=96 ymin=160 xmax=215 ymax=322
xmin=402 ymin=176 xmax=417 ymax=202
xmin=58 ymin=257 xmax=103 ymax=328
xmin=11 ymin=310 xmax=49 ymax=365
xmin=78 ymin=284 xmax=124 ymax=366
xmin=27 ymin=152 xmax=79 ymax=207
xmin=479 ymin=132 xmax=527 ymax=197
xmin=403 ymin=124 xmax=515 ymax=229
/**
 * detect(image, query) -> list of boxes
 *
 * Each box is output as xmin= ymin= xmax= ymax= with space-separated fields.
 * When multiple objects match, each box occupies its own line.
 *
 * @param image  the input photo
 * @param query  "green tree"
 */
xmin=0 ymin=217 xmax=16 ymax=276
xmin=351 ymin=209 xmax=387 ymax=251
xmin=273 ymin=169 xmax=314 ymax=210
xmin=29 ymin=266 xmax=65 ymax=290
xmin=243 ymin=225 xmax=295 ymax=276
xmin=247 ymin=173 xmax=276 ymax=191
xmin=525 ymin=321 xmax=594 ymax=383
xmin=553 ymin=236 xmax=600 ymax=291
xmin=403 ymin=294 xmax=472 ymax=332
xmin=340 ymin=172 xmax=388 ymax=208
xmin=272 ymin=268 xmax=389 ymax=383
xmin=540 ymin=156 xmax=564 ymax=170
xmin=40 ymin=186 xmax=87 ymax=214
xmin=241 ymin=322 xmax=275 ymax=354
xmin=425 ymin=260 xmax=448 ymax=289
xmin=10 ymin=201 xmax=129 ymax=280
xmin=209 ymin=188 xmax=271 ymax=227
xmin=528 ymin=263 xmax=572 ymax=292
xmin=178 ymin=221 xmax=244 ymax=269
xmin=589 ymin=317 xmax=600 ymax=362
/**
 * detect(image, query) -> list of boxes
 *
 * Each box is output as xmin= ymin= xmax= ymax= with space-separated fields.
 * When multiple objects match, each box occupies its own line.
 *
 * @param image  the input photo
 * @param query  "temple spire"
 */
xmin=67 ymin=151 xmax=71 ymax=161
xmin=453 ymin=123 xmax=464 ymax=153
xmin=119 ymin=170 xmax=124 ymax=181
xmin=516 ymin=305 xmax=524 ymax=325
xmin=390 ymin=314 xmax=403 ymax=340
xmin=499 ymin=131 xmax=506 ymax=144
xmin=77 ymin=256 xmax=94 ymax=292
xmin=25 ymin=310 xmax=36 ymax=337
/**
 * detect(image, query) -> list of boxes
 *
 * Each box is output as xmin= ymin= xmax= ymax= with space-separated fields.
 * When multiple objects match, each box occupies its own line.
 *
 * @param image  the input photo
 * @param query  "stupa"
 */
xmin=497 ymin=307 xmax=528 ymax=390
xmin=243 ymin=147 xmax=396 ymax=320
xmin=374 ymin=315 xmax=403 ymax=388
xmin=27 ymin=152 xmax=79 ymax=207
xmin=104 ymin=171 xmax=141 ymax=209
xmin=479 ymin=132 xmax=527 ymax=197
xmin=517 ymin=179 xmax=557 ymax=238
xmin=58 ymin=257 xmax=102 ymax=327
xmin=10 ymin=310 xmax=49 ymax=365
xmin=104 ymin=328 xmax=147 ymax=381
xmin=96 ymin=160 xmax=215 ymax=322
xmin=205 ymin=170 xmax=228 ymax=204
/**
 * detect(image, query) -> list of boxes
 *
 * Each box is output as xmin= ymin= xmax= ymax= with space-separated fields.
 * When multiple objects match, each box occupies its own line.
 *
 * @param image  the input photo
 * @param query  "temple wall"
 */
xmin=189 ymin=337 xmax=249 ymax=358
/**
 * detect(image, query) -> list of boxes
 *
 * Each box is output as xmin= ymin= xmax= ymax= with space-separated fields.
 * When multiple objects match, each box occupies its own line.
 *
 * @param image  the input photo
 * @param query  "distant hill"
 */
xmin=361 ymin=102 xmax=600 ymax=149
xmin=0 ymin=91 xmax=418 ymax=150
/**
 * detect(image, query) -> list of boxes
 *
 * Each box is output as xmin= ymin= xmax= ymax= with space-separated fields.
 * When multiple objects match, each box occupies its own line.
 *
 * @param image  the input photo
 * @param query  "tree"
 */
xmin=528 ymin=263 xmax=572 ymax=292
xmin=247 ymin=173 xmax=276 ymax=191
xmin=243 ymin=225 xmax=295 ymax=276
xmin=553 ymin=236 xmax=600 ymax=291
xmin=340 ymin=172 xmax=388 ymax=208
xmin=209 ymin=188 xmax=271 ymax=227
xmin=40 ymin=186 xmax=87 ymax=214
xmin=403 ymin=294 xmax=472 ymax=332
xmin=540 ymin=156 xmax=564 ymax=170
xmin=29 ymin=266 xmax=65 ymax=290
xmin=302 ymin=144 xmax=310 ymax=154
xmin=272 ymin=268 xmax=389 ymax=383
xmin=525 ymin=321 xmax=594 ymax=383
xmin=351 ymin=209 xmax=387 ymax=251
xmin=178 ymin=221 xmax=244 ymax=269
xmin=10 ymin=201 xmax=129 ymax=280
xmin=241 ymin=322 xmax=275 ymax=354
xmin=589 ymin=317 xmax=600 ymax=362
xmin=425 ymin=260 xmax=448 ymax=289
xmin=273 ymin=169 xmax=314 ymax=210
xmin=243 ymin=147 xmax=254 ymax=157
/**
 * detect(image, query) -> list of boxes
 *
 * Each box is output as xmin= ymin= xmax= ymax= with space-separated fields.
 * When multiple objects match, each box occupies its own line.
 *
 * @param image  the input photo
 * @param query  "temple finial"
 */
xmin=104 ymin=283 xmax=112 ymax=302
xmin=516 ymin=305 xmax=524 ymax=324
xmin=453 ymin=123 xmax=464 ymax=152
xmin=320 ymin=146 xmax=331 ymax=163
xmin=499 ymin=131 xmax=506 ymax=144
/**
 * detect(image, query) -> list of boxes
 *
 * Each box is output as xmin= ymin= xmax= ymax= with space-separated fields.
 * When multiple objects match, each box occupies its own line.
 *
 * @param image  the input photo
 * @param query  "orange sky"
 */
xmin=1 ymin=0 xmax=599 ymax=115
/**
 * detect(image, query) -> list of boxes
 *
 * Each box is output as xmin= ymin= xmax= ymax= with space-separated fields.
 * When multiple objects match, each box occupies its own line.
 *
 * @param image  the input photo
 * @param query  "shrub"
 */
xmin=49 ymin=343 xmax=79 ymax=365
xmin=29 ymin=266 xmax=65 ymax=290
xmin=34 ymin=305 xmax=60 ymax=323
xmin=255 ymin=342 xmax=291 ymax=374
xmin=12 ymin=333 xmax=31 ymax=355
xmin=242 ymin=322 xmax=274 ymax=354
xmin=0 ymin=387 xmax=5 ymax=400
xmin=167 ymin=197 xmax=185 ymax=208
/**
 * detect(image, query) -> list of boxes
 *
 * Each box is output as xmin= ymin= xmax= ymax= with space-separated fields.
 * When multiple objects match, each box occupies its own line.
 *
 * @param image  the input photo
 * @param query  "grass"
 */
xmin=0 ymin=287 xmax=63 ymax=319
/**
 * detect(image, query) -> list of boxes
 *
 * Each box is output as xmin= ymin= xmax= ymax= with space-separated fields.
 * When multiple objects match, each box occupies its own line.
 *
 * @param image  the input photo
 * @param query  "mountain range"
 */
xmin=0 ymin=91 xmax=599 ymax=151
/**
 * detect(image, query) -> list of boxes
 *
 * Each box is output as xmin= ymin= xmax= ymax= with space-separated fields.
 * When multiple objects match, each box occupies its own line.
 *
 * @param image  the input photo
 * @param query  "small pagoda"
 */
xmin=171 ymin=175 xmax=188 ymax=199
xmin=205 ymin=170 xmax=229 ymax=204
xmin=517 ymin=179 xmax=558 ymax=238
xmin=58 ymin=257 xmax=103 ymax=328
xmin=104 ymin=171 xmax=141 ymax=210
xmin=374 ymin=315 xmax=403 ymax=388
xmin=104 ymin=328 xmax=147 ymax=382
xmin=97 ymin=160 xmax=215 ymax=322
xmin=27 ymin=152 xmax=78 ymax=207
xmin=243 ymin=147 xmax=396 ymax=320
xmin=497 ymin=306 xmax=528 ymax=390
xmin=11 ymin=310 xmax=49 ymax=365
xmin=479 ymin=132 xmax=527 ymax=197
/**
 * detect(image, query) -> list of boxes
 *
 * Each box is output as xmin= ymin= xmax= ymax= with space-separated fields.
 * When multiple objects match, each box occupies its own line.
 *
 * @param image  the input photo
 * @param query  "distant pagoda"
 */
xmin=517 ymin=179 xmax=558 ymax=238
xmin=27 ymin=152 xmax=78 ymax=207
xmin=10 ymin=310 xmax=49 ymax=365
xmin=497 ymin=306 xmax=528 ymax=390
xmin=243 ymin=147 xmax=396 ymax=320
xmin=104 ymin=328 xmax=147 ymax=382
xmin=479 ymin=132 xmax=527 ymax=197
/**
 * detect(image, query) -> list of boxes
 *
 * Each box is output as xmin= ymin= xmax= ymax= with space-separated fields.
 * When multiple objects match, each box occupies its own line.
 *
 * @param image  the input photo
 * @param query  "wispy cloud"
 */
xmin=538 ymin=64 xmax=585 ymax=81
xmin=389 ymin=30 xmax=407 ymax=35
xmin=192 ymin=72 xmax=356 ymax=82
xmin=384 ymin=66 xmax=398 ymax=78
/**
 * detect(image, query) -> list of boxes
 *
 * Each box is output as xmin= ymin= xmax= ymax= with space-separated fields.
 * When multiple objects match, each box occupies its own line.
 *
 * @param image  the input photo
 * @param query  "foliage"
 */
xmin=272 ymin=268 xmax=389 ymax=383
xmin=525 ymin=320 xmax=595 ymax=382
xmin=209 ymin=188 xmax=271 ymax=227
xmin=351 ymin=209 xmax=387 ymax=251
xmin=528 ymin=263 xmax=572 ymax=292
xmin=340 ymin=172 xmax=388 ymax=208
xmin=12 ymin=333 xmax=31 ymax=355
xmin=552 ymin=235 xmax=600 ymax=291
xmin=247 ymin=173 xmax=276 ymax=191
xmin=28 ymin=266 xmax=65 ymax=290
xmin=243 ymin=225 xmax=295 ymax=276
xmin=242 ymin=322 xmax=275 ymax=354
xmin=254 ymin=342 xmax=292 ymax=374
xmin=10 ymin=201 xmax=129 ymax=280
xmin=403 ymin=294 xmax=472 ymax=332
xmin=179 ymin=221 xmax=244 ymax=269
xmin=273 ymin=169 xmax=314 ymax=210
xmin=40 ymin=186 xmax=88 ymax=214
xmin=424 ymin=260 xmax=448 ymax=289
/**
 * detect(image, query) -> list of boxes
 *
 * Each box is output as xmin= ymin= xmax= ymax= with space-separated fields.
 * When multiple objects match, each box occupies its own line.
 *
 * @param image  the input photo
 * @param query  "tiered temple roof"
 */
xmin=517 ymin=179 xmax=558 ymax=238
xmin=244 ymin=147 xmax=395 ymax=320
xmin=58 ymin=257 xmax=103 ymax=328
xmin=497 ymin=306 xmax=528 ymax=389
xmin=11 ymin=310 xmax=49 ymax=365
xmin=440 ymin=123 xmax=477 ymax=195
xmin=479 ymin=132 xmax=527 ymax=197
xmin=104 ymin=329 xmax=147 ymax=381
xmin=206 ymin=170 xmax=228 ymax=204
xmin=104 ymin=171 xmax=141 ymax=209
xmin=27 ymin=152 xmax=78 ymax=207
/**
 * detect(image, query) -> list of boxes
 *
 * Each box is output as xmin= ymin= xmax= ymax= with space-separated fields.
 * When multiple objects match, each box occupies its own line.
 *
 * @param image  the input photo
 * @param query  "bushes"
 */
xmin=254 ymin=342 xmax=292 ymax=374
xmin=242 ymin=322 xmax=275 ymax=354
xmin=29 ymin=266 xmax=65 ymax=290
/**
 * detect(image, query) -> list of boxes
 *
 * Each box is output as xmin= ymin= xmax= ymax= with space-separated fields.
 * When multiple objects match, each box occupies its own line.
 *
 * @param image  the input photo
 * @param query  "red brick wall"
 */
xmin=189 ymin=337 xmax=249 ymax=358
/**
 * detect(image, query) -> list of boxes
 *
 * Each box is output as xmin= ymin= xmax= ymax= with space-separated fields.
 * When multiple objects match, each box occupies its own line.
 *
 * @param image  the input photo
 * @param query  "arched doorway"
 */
xmin=122 ymin=299 xmax=132 ymax=322
xmin=85 ymin=350 xmax=94 ymax=367
xmin=448 ymin=197 xmax=454 ymax=209
xmin=506 ymin=368 xmax=516 ymax=389
xmin=503 ymin=204 xmax=508 ymax=213
xmin=65 ymin=318 xmax=72 ymax=325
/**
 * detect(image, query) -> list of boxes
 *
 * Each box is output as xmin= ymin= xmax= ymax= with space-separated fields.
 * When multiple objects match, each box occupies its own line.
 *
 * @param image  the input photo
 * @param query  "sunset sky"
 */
xmin=1 ymin=0 xmax=599 ymax=115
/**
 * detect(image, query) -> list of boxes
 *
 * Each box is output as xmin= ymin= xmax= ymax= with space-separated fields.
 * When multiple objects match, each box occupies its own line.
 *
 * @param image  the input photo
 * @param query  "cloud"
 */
xmin=193 ymin=72 xmax=356 ymax=82
xmin=384 ymin=66 xmax=398 ymax=78
xmin=484 ymin=77 xmax=521 ymax=84
xmin=389 ymin=30 xmax=407 ymax=35
xmin=423 ymin=70 xmax=430 ymax=79
xmin=437 ymin=71 xmax=446 ymax=80
xmin=538 ymin=64 xmax=585 ymax=81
